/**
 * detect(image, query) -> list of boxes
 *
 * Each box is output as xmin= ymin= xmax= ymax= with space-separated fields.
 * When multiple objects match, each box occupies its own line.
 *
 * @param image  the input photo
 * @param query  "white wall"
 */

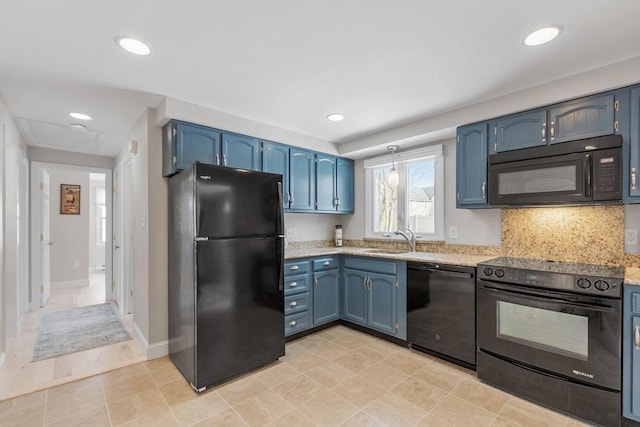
xmin=625 ymin=205 xmax=640 ymax=254
xmin=48 ymin=169 xmax=90 ymax=286
xmin=284 ymin=213 xmax=342 ymax=243
xmin=342 ymin=139 xmax=502 ymax=246
xmin=89 ymin=178 xmax=106 ymax=271
xmin=0 ymin=93 xmax=29 ymax=354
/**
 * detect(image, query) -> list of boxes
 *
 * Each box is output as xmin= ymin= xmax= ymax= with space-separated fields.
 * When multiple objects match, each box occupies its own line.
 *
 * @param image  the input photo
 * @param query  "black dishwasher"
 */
xmin=407 ymin=262 xmax=476 ymax=369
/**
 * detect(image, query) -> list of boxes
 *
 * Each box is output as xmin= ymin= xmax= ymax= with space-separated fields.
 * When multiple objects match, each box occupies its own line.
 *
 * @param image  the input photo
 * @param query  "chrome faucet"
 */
xmin=394 ymin=227 xmax=416 ymax=252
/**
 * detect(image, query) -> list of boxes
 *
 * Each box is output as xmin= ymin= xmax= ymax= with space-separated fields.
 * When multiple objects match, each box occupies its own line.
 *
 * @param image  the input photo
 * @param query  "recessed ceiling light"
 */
xmin=115 ymin=36 xmax=151 ymax=56
xmin=524 ymin=26 xmax=561 ymax=46
xmin=70 ymin=123 xmax=87 ymax=131
xmin=69 ymin=112 xmax=92 ymax=120
xmin=327 ymin=113 xmax=344 ymax=122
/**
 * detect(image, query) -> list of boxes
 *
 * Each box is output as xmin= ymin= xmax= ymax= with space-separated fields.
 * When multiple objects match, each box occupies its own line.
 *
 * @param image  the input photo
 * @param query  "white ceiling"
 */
xmin=0 ymin=0 xmax=639 ymax=158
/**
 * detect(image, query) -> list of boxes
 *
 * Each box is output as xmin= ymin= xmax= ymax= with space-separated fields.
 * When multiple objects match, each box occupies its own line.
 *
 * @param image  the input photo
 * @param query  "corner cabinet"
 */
xmin=456 ymin=122 xmax=489 ymax=208
xmin=163 ymin=120 xmax=220 ymax=177
xmin=342 ymin=256 xmax=407 ymax=340
xmin=315 ymin=155 xmax=354 ymax=214
xmin=623 ymin=285 xmax=640 ymax=425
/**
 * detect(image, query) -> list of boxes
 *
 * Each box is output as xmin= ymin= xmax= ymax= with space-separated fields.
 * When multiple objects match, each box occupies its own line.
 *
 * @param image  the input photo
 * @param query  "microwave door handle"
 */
xmin=585 ymin=154 xmax=592 ymax=198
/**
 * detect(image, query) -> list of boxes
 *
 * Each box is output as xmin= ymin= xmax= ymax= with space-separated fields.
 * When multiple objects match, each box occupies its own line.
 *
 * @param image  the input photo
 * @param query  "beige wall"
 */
xmin=48 ymin=169 xmax=90 ymax=285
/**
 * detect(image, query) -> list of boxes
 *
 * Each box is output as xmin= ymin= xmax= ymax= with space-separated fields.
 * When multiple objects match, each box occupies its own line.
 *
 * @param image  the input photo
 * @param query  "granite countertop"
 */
xmin=626 ymin=267 xmax=640 ymax=286
xmin=284 ymin=246 xmax=495 ymax=267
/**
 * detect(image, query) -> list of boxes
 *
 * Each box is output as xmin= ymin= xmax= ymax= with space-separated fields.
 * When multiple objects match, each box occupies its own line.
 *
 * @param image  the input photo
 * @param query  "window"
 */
xmin=96 ymin=187 xmax=106 ymax=245
xmin=365 ymin=145 xmax=444 ymax=240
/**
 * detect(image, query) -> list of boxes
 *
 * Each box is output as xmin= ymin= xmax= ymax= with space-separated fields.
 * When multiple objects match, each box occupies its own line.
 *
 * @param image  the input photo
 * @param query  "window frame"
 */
xmin=364 ymin=144 xmax=444 ymax=241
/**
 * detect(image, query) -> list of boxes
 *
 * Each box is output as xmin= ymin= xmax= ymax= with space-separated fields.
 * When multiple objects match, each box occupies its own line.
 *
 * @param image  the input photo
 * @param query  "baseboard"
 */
xmin=133 ymin=322 xmax=169 ymax=360
xmin=50 ymin=279 xmax=90 ymax=289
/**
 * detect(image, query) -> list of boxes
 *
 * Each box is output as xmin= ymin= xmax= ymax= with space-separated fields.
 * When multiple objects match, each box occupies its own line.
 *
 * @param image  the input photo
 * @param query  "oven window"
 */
xmin=497 ymin=301 xmax=588 ymax=360
xmin=498 ymin=165 xmax=576 ymax=195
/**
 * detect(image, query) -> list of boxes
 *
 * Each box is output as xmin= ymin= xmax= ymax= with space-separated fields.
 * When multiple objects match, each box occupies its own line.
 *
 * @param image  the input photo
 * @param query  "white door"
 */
xmin=112 ymin=167 xmax=121 ymax=308
xmin=39 ymin=169 xmax=51 ymax=307
xmin=122 ymin=159 xmax=134 ymax=314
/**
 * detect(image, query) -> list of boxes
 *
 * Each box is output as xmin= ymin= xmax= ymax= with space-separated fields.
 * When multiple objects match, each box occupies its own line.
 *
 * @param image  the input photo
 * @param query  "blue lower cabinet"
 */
xmin=623 ymin=285 xmax=640 ymax=423
xmin=285 ymin=311 xmax=310 ymax=336
xmin=284 ymin=259 xmax=312 ymax=337
xmin=313 ymin=269 xmax=340 ymax=325
xmin=341 ymin=257 xmax=406 ymax=339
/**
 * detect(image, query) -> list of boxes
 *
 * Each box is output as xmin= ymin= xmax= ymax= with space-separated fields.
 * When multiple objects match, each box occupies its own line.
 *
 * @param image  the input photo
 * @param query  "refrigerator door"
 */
xmin=194 ymin=163 xmax=283 ymax=239
xmin=194 ymin=236 xmax=285 ymax=389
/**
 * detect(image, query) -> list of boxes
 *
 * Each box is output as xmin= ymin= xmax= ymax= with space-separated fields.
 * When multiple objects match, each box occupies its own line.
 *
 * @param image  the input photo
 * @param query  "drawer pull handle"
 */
xmin=290 ymin=265 xmax=299 ymax=271
xmin=289 ymin=282 xmax=297 ymax=287
xmin=289 ymin=301 xmax=297 ymax=307
xmin=635 ymin=325 xmax=640 ymax=350
xmin=323 ymin=261 xmax=330 ymax=266
xmin=289 ymin=320 xmax=297 ymax=327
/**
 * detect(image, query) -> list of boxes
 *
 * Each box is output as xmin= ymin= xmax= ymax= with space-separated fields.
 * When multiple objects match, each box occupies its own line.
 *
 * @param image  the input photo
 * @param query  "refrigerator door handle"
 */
xmin=277 ymin=237 xmax=284 ymax=292
xmin=277 ymin=182 xmax=285 ymax=236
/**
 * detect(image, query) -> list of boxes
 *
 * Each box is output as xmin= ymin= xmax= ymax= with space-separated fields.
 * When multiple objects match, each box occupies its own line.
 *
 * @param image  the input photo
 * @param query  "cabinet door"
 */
xmin=222 ymin=133 xmax=261 ymax=170
xmin=316 ymin=154 xmax=337 ymax=212
xmin=549 ymin=94 xmax=614 ymax=144
xmin=630 ymin=87 xmax=640 ymax=199
xmin=313 ymin=269 xmax=340 ymax=325
xmin=342 ymin=268 xmax=368 ymax=325
xmin=175 ymin=122 xmax=221 ymax=172
xmin=632 ymin=316 xmax=640 ymax=419
xmin=262 ymin=141 xmax=290 ymax=209
xmin=290 ymin=148 xmax=315 ymax=211
xmin=456 ymin=123 xmax=488 ymax=207
xmin=336 ymin=158 xmax=354 ymax=213
xmin=493 ymin=109 xmax=547 ymax=152
xmin=367 ymin=272 xmax=397 ymax=335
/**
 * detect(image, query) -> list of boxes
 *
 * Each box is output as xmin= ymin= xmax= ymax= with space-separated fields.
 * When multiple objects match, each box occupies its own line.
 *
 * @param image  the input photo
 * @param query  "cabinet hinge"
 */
xmin=457 ymin=135 xmax=460 ymax=143
xmin=494 ymin=142 xmax=497 ymax=151
xmin=614 ymin=121 xmax=619 ymax=132
xmin=614 ymin=100 xmax=620 ymax=111
xmin=395 ymin=322 xmax=399 ymax=331
xmin=456 ymin=192 xmax=460 ymax=201
xmin=494 ymin=126 xmax=497 ymax=135
xmin=172 ymin=155 xmax=177 ymax=165
xmin=395 ymin=280 xmax=399 ymax=288
xmin=172 ymin=127 xmax=177 ymax=137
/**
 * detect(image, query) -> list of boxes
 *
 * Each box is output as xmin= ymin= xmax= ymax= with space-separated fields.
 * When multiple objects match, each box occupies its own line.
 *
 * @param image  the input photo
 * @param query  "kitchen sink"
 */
xmin=363 ymin=249 xmax=408 ymax=254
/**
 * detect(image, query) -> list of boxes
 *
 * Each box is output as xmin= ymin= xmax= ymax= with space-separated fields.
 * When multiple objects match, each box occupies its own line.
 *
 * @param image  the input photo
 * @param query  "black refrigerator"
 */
xmin=168 ymin=162 xmax=285 ymax=391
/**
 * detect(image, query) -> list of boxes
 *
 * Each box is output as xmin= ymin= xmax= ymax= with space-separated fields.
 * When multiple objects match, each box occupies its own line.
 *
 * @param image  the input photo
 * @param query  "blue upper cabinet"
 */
xmin=456 ymin=122 xmax=488 ymax=207
xmin=336 ymin=158 xmax=354 ymax=213
xmin=548 ymin=93 xmax=615 ymax=144
xmin=222 ymin=133 xmax=261 ymax=171
xmin=290 ymin=148 xmax=315 ymax=211
xmin=629 ymin=87 xmax=640 ymax=200
xmin=163 ymin=120 xmax=221 ymax=177
xmin=316 ymin=154 xmax=337 ymax=212
xmin=491 ymin=109 xmax=547 ymax=153
xmin=262 ymin=141 xmax=290 ymax=209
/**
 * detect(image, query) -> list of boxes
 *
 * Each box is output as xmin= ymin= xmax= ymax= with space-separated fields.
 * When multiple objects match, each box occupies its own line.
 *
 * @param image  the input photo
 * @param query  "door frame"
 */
xmin=30 ymin=162 xmax=113 ymax=311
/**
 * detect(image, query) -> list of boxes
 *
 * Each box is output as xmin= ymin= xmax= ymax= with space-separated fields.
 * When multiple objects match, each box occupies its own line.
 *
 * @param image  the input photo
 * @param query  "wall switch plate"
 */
xmin=286 ymin=228 xmax=297 ymax=238
xmin=625 ymin=229 xmax=638 ymax=245
xmin=448 ymin=226 xmax=458 ymax=239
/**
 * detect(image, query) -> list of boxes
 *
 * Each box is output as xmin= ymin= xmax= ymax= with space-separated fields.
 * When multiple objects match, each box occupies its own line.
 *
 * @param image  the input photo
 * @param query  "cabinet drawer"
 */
xmin=284 ymin=260 xmax=310 ymax=276
xmin=285 ymin=311 xmax=310 ymax=336
xmin=344 ymin=257 xmax=397 ymax=275
xmin=284 ymin=274 xmax=310 ymax=295
xmin=285 ymin=293 xmax=310 ymax=315
xmin=313 ymin=257 xmax=339 ymax=271
xmin=633 ymin=293 xmax=640 ymax=314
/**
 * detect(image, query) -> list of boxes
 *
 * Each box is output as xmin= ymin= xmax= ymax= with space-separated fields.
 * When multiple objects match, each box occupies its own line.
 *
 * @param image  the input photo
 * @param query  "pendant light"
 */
xmin=387 ymin=145 xmax=399 ymax=188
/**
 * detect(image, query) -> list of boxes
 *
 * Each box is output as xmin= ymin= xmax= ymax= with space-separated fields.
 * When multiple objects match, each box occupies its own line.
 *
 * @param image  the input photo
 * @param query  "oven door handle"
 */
xmin=481 ymin=284 xmax=615 ymax=313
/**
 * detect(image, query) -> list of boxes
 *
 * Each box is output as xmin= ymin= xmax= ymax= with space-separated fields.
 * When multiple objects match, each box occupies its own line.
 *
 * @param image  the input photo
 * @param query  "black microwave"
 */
xmin=488 ymin=135 xmax=622 ymax=206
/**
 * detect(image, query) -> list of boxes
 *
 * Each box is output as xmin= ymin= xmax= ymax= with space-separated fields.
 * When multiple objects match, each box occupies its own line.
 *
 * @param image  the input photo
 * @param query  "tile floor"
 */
xmin=0 ymin=325 xmax=593 ymax=426
xmin=0 ymin=273 xmax=146 ymax=401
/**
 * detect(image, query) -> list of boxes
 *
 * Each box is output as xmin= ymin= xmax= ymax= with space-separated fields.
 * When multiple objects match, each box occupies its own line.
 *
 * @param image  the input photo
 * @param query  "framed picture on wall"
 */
xmin=60 ymin=184 xmax=81 ymax=215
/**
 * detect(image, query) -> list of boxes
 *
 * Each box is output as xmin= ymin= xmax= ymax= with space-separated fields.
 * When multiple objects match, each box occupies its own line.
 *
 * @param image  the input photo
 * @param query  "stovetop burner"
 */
xmin=478 ymin=257 xmax=624 ymax=298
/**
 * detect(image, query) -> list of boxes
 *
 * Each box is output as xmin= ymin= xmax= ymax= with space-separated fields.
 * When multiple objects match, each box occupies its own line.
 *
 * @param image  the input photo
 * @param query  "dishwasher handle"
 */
xmin=408 ymin=264 xmax=474 ymax=279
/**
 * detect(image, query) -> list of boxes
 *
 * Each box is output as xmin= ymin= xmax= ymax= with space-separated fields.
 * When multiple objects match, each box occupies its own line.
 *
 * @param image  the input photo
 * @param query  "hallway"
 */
xmin=0 ymin=273 xmax=145 ymax=401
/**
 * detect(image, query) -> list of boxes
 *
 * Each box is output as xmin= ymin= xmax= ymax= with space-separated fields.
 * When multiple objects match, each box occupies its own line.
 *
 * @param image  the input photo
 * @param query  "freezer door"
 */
xmin=194 ymin=163 xmax=282 ymax=238
xmin=194 ymin=237 xmax=284 ymax=389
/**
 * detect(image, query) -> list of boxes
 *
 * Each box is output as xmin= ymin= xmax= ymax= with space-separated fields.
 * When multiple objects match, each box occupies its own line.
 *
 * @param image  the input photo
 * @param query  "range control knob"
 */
xmin=576 ymin=278 xmax=591 ymax=289
xmin=483 ymin=267 xmax=493 ymax=276
xmin=495 ymin=269 xmax=505 ymax=278
xmin=594 ymin=280 xmax=610 ymax=291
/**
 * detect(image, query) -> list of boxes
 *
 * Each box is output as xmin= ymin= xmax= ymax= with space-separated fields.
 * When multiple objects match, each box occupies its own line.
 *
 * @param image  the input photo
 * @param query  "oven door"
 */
xmin=488 ymin=152 xmax=591 ymax=205
xmin=477 ymin=280 xmax=621 ymax=391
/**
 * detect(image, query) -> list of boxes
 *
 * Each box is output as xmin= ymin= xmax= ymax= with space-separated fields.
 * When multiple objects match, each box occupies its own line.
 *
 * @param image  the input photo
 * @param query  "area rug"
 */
xmin=32 ymin=303 xmax=132 ymax=362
